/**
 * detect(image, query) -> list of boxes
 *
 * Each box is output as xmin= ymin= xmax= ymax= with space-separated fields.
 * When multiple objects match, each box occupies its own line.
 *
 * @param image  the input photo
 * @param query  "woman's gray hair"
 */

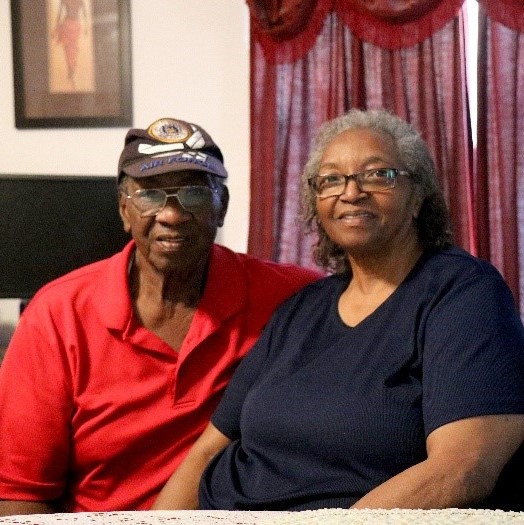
xmin=301 ymin=108 xmax=452 ymax=274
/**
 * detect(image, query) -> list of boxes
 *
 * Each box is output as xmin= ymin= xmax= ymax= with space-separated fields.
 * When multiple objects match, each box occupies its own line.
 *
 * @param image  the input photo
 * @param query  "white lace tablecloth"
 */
xmin=1 ymin=509 xmax=524 ymax=524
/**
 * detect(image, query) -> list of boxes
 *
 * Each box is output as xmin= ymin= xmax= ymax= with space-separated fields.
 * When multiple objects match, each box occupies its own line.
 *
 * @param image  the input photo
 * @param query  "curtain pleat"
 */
xmin=248 ymin=37 xmax=278 ymax=256
xmin=476 ymin=8 xmax=524 ymax=308
xmin=477 ymin=0 xmax=524 ymax=32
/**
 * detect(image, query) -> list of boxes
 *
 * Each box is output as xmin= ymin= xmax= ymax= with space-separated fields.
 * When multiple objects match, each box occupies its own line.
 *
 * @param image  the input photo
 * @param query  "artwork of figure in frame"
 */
xmin=10 ymin=0 xmax=132 ymax=128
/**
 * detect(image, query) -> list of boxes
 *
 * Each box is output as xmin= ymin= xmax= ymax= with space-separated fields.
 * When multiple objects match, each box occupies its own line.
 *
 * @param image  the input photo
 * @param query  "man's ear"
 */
xmin=118 ymin=185 xmax=132 ymax=234
xmin=217 ymin=185 xmax=229 ymax=227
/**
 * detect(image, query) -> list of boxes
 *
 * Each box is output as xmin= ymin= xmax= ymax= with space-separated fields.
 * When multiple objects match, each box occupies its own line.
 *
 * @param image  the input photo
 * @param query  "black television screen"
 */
xmin=0 ymin=175 xmax=131 ymax=299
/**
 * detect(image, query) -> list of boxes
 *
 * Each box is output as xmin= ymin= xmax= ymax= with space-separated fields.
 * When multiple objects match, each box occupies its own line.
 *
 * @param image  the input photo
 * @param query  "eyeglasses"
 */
xmin=308 ymin=168 xmax=410 ymax=199
xmin=123 ymin=186 xmax=217 ymax=217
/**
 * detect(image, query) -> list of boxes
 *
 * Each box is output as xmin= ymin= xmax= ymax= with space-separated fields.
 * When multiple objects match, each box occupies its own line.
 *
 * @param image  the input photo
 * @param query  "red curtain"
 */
xmin=247 ymin=0 xmax=473 ymax=269
xmin=477 ymin=0 xmax=524 ymax=32
xmin=246 ymin=0 xmax=465 ymax=57
xmin=475 ymin=0 xmax=524 ymax=310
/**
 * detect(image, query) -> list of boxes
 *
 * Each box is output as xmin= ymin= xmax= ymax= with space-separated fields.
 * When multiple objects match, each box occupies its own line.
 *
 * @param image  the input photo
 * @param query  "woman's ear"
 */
xmin=411 ymin=186 xmax=425 ymax=220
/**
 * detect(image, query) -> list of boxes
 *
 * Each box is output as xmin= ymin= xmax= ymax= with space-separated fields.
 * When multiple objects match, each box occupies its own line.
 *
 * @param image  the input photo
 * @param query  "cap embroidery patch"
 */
xmin=147 ymin=118 xmax=192 ymax=143
xmin=138 ymin=151 xmax=215 ymax=174
xmin=118 ymin=117 xmax=228 ymax=180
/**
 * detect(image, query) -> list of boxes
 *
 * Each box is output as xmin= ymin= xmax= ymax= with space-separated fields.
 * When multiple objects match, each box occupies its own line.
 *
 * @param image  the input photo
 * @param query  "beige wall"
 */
xmin=0 ymin=1 xmax=250 ymax=334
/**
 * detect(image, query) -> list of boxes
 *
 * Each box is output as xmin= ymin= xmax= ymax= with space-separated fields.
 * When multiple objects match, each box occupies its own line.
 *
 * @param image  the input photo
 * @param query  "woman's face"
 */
xmin=315 ymin=128 xmax=423 ymax=258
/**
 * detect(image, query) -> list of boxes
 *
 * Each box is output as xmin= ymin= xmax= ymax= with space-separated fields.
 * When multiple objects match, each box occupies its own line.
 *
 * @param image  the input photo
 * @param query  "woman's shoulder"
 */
xmin=421 ymin=245 xmax=504 ymax=281
xmin=409 ymin=246 xmax=516 ymax=314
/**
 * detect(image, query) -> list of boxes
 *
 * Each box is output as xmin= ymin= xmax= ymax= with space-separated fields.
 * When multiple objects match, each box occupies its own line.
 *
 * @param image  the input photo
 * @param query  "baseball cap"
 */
xmin=118 ymin=117 xmax=228 ymax=181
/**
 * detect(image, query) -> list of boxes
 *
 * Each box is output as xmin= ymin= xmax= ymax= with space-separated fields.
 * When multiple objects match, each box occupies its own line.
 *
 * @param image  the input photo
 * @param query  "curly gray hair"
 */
xmin=301 ymin=108 xmax=452 ymax=274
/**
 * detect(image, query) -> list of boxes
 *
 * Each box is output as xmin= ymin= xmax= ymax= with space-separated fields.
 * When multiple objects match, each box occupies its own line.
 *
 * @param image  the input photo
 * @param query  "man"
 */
xmin=0 ymin=118 xmax=320 ymax=515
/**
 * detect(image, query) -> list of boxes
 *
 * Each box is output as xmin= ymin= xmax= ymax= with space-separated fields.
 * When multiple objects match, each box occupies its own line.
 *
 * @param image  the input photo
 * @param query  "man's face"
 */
xmin=315 ymin=128 xmax=422 ymax=258
xmin=119 ymin=170 xmax=228 ymax=274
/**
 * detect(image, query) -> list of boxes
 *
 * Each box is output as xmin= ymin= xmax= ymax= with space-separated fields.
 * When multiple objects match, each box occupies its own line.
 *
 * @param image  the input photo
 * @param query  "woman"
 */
xmin=53 ymin=0 xmax=88 ymax=88
xmin=153 ymin=109 xmax=524 ymax=511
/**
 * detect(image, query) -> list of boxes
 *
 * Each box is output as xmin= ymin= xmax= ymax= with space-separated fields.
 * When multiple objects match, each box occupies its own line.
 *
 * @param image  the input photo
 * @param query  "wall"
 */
xmin=0 ymin=0 xmax=250 ymax=344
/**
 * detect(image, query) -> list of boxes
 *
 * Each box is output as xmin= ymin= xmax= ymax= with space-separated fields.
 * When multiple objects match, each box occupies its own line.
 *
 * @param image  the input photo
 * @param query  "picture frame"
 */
xmin=10 ymin=0 xmax=132 ymax=128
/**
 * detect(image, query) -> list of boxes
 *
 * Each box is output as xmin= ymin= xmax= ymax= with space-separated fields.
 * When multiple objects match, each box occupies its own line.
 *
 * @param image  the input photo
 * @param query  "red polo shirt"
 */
xmin=0 ymin=242 xmax=320 ymax=511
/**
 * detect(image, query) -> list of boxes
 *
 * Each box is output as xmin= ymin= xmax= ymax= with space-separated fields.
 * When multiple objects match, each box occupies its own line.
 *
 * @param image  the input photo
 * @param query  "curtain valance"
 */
xmin=246 ymin=0 xmax=465 ymax=62
xmin=477 ymin=0 xmax=524 ymax=32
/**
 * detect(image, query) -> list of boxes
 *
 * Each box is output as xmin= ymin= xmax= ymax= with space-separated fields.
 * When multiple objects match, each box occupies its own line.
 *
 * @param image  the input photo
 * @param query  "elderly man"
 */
xmin=0 ymin=118 xmax=320 ymax=515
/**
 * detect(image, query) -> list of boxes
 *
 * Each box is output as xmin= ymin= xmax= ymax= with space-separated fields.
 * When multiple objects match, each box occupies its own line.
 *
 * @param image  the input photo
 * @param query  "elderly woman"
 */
xmin=153 ymin=109 xmax=524 ymax=511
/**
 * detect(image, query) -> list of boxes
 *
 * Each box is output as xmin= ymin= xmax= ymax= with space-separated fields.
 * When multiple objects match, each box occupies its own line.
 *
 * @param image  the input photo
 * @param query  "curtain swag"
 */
xmin=246 ymin=0 xmax=466 ymax=62
xmin=477 ymin=0 xmax=524 ymax=32
xmin=246 ymin=0 xmax=464 ymax=62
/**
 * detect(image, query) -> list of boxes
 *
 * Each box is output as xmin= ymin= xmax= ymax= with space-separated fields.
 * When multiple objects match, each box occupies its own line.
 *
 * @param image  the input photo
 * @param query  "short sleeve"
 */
xmin=211 ymin=317 xmax=276 ymax=439
xmin=422 ymin=269 xmax=524 ymax=435
xmin=0 ymin=312 xmax=72 ymax=501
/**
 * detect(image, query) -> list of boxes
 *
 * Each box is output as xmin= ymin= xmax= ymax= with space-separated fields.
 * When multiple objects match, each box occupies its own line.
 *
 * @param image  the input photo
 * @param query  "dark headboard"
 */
xmin=0 ymin=174 xmax=130 ymax=299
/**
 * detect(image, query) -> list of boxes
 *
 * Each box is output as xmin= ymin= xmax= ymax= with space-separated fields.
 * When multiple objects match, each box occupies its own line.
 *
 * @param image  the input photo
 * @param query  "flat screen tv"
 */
xmin=0 ymin=175 xmax=131 ymax=299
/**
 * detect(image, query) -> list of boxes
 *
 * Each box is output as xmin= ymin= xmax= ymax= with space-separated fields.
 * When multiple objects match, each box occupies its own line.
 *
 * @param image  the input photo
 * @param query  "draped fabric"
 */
xmin=477 ymin=0 xmax=524 ymax=33
xmin=246 ymin=0 xmax=466 ymax=58
xmin=475 ymin=3 xmax=524 ymax=310
xmin=247 ymin=0 xmax=473 ymax=270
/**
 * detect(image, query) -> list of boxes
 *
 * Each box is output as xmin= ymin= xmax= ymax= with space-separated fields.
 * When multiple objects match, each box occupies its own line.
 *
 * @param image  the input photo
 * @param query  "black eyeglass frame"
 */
xmin=308 ymin=168 xmax=410 ymax=198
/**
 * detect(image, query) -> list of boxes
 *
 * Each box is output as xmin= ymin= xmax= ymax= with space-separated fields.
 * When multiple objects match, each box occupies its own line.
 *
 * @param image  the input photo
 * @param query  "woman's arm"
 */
xmin=352 ymin=413 xmax=524 ymax=509
xmin=152 ymin=423 xmax=231 ymax=510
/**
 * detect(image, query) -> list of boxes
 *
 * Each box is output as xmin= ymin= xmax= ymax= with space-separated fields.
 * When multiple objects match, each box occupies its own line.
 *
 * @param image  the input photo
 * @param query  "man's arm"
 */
xmin=352 ymin=414 xmax=524 ymax=509
xmin=152 ymin=422 xmax=231 ymax=510
xmin=0 ymin=500 xmax=55 ymax=517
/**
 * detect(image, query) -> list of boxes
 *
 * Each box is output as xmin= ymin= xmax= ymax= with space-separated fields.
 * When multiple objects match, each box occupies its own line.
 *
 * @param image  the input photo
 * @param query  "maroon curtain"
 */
xmin=475 ymin=0 xmax=524 ymax=309
xmin=246 ymin=0 xmax=465 ymax=58
xmin=477 ymin=0 xmax=524 ymax=32
xmin=247 ymin=0 xmax=473 ymax=269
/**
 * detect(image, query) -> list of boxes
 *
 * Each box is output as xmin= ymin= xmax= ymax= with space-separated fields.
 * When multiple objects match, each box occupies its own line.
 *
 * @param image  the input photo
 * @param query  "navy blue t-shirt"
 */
xmin=199 ymin=247 xmax=524 ymax=510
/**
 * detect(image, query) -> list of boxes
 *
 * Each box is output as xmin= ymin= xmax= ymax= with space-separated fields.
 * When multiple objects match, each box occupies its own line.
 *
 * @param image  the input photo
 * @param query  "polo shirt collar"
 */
xmin=97 ymin=241 xmax=247 ymax=333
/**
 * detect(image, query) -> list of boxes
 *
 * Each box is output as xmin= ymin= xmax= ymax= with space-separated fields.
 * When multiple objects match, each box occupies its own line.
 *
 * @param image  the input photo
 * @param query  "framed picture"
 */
xmin=10 ymin=0 xmax=132 ymax=128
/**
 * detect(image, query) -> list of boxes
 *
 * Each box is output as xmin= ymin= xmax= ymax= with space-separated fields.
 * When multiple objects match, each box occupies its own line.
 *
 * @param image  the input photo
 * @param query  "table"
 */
xmin=0 ymin=509 xmax=524 ymax=524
